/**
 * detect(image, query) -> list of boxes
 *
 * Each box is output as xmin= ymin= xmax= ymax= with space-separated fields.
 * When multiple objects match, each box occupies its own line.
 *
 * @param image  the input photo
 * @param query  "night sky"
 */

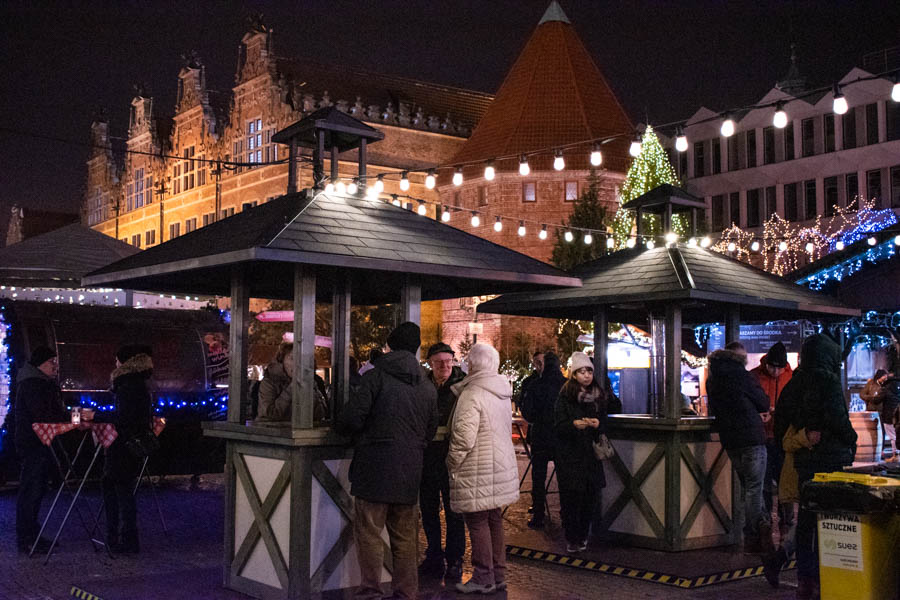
xmin=1 ymin=1 xmax=898 ymax=237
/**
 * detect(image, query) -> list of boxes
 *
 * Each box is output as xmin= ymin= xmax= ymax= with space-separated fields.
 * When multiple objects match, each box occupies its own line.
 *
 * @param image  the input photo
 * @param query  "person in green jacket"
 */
xmin=772 ymin=334 xmax=857 ymax=600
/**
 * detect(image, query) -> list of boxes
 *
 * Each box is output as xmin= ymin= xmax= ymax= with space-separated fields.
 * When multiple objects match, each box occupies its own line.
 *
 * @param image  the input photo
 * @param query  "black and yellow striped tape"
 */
xmin=70 ymin=586 xmax=104 ymax=600
xmin=507 ymin=545 xmax=795 ymax=588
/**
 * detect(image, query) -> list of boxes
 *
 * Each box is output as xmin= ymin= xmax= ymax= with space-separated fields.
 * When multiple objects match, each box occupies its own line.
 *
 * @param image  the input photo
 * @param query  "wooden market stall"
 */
xmin=83 ymin=110 xmax=580 ymax=599
xmin=478 ymin=188 xmax=859 ymax=552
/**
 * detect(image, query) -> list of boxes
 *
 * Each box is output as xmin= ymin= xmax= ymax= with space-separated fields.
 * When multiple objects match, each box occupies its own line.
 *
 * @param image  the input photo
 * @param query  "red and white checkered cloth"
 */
xmin=31 ymin=422 xmax=77 ymax=446
xmin=32 ymin=422 xmax=119 ymax=449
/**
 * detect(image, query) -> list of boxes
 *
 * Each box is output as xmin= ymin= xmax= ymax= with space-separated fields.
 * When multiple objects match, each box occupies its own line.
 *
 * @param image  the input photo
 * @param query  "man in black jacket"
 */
xmin=335 ymin=322 xmax=438 ymax=600
xmin=707 ymin=341 xmax=772 ymax=554
xmin=418 ymin=342 xmax=466 ymax=582
xmin=14 ymin=346 xmax=67 ymax=553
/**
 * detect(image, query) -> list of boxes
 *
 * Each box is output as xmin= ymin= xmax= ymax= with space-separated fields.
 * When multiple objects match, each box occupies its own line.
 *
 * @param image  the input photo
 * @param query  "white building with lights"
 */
xmin=667 ymin=53 xmax=900 ymax=242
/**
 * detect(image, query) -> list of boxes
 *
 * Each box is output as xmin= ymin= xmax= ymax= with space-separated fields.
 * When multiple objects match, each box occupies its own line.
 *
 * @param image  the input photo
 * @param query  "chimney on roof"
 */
xmin=539 ymin=1 xmax=571 ymax=25
xmin=775 ymin=44 xmax=808 ymax=96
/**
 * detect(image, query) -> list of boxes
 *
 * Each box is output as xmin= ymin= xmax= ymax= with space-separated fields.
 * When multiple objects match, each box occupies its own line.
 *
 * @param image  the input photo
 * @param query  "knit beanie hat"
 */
xmin=387 ymin=322 xmax=421 ymax=354
xmin=765 ymin=342 xmax=788 ymax=368
xmin=569 ymin=351 xmax=594 ymax=373
xmin=29 ymin=346 xmax=57 ymax=368
xmin=116 ymin=344 xmax=153 ymax=364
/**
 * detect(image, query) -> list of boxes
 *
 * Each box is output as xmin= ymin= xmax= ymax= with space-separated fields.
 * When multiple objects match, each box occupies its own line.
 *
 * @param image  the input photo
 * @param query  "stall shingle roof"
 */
xmin=0 ymin=224 xmax=139 ymax=287
xmin=84 ymin=191 xmax=580 ymax=303
xmin=478 ymin=245 xmax=857 ymax=323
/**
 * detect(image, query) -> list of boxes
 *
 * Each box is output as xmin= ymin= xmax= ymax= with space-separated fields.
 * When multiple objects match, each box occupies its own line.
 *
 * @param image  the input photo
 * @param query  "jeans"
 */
xmin=530 ymin=447 xmax=552 ymax=516
xmin=727 ymin=444 xmax=769 ymax=539
xmin=15 ymin=448 xmax=54 ymax=545
xmin=463 ymin=509 xmax=506 ymax=586
xmin=419 ymin=445 xmax=465 ymax=563
xmin=353 ymin=498 xmax=418 ymax=600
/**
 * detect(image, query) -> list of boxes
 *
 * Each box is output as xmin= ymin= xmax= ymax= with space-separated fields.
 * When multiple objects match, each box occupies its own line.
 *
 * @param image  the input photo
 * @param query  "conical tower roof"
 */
xmin=451 ymin=2 xmax=633 ymax=173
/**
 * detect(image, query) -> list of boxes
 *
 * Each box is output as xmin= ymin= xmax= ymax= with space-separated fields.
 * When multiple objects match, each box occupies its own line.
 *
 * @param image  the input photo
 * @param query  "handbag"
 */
xmin=124 ymin=431 xmax=160 ymax=458
xmin=592 ymin=434 xmax=615 ymax=461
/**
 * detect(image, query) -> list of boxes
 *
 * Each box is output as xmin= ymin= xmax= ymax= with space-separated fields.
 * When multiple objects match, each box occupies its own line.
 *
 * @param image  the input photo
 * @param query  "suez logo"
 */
xmin=824 ymin=538 xmax=859 ymax=550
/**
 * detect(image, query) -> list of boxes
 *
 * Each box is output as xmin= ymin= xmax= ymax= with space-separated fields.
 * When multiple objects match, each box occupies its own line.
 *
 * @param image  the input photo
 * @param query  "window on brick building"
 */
xmin=763 ymin=127 xmax=775 ymax=165
xmin=823 ymin=114 xmax=835 ymax=153
xmin=866 ymin=103 xmax=879 ymax=145
xmin=182 ymin=146 xmax=195 ymax=191
xmin=804 ymin=180 xmax=816 ymax=219
xmin=126 ymin=168 xmax=145 ymax=211
xmin=784 ymin=183 xmax=799 ymax=221
xmin=824 ymin=176 xmax=838 ymax=216
xmin=565 ymin=181 xmax=578 ymax=202
xmin=842 ymin=107 xmax=857 ymax=150
xmin=801 ymin=118 xmax=815 ymax=157
xmin=202 ymin=213 xmax=214 ymax=227
xmin=765 ymin=186 xmax=776 ymax=219
xmin=185 ymin=217 xmax=198 ymax=233
xmin=144 ymin=230 xmax=155 ymax=246
xmin=746 ymin=130 xmax=757 ymax=168
xmin=747 ymin=188 xmax=761 ymax=227
xmin=131 ymin=234 xmax=141 ymax=247
xmin=173 ymin=163 xmax=181 ymax=194
xmin=221 ymin=207 xmax=235 ymax=219
xmin=241 ymin=201 xmax=258 ymax=211
xmin=247 ymin=118 xmax=263 ymax=165
xmin=729 ymin=192 xmax=740 ymax=226
xmin=845 ymin=173 xmax=859 ymax=206
xmin=478 ymin=186 xmax=488 ymax=206
xmin=523 ymin=182 xmax=536 ymax=202
xmin=169 ymin=223 xmax=180 ymax=239
xmin=784 ymin=122 xmax=795 ymax=160
xmin=711 ymin=194 xmax=725 ymax=230
xmin=693 ymin=141 xmax=705 ymax=177
xmin=888 ymin=102 xmax=900 ymax=142
xmin=867 ymin=169 xmax=882 ymax=207
xmin=727 ymin=136 xmax=739 ymax=171
xmin=711 ymin=139 xmax=721 ymax=174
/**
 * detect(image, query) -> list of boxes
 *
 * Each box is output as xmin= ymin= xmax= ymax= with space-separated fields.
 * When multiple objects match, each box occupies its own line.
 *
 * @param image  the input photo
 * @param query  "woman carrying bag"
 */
xmin=554 ymin=352 xmax=621 ymax=553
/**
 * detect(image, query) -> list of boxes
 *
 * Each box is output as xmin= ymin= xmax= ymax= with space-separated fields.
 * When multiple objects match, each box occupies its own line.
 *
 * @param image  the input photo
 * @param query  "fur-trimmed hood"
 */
xmin=708 ymin=348 xmax=747 ymax=366
xmin=111 ymin=353 xmax=153 ymax=384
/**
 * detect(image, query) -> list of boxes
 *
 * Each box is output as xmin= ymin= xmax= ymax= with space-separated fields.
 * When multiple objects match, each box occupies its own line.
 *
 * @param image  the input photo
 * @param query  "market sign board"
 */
xmin=705 ymin=322 xmax=804 ymax=354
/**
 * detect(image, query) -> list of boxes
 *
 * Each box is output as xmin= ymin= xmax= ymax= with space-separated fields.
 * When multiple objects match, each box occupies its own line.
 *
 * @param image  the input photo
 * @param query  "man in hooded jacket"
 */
xmin=14 ymin=346 xmax=68 ymax=553
xmin=335 ymin=322 xmax=438 ymax=600
xmin=773 ymin=334 xmax=857 ymax=599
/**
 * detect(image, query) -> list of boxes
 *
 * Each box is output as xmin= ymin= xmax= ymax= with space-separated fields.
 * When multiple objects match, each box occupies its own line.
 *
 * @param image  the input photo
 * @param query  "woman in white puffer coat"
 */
xmin=446 ymin=343 xmax=519 ymax=594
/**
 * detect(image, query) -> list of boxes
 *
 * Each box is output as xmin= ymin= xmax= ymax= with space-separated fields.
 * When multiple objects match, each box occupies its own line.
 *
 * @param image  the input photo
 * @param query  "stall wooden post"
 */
xmin=228 ymin=266 xmax=250 ymax=424
xmin=331 ymin=273 xmax=351 ymax=420
xmin=664 ymin=304 xmax=682 ymax=420
xmin=593 ymin=307 xmax=608 ymax=386
xmin=292 ymin=264 xmax=317 ymax=430
xmin=287 ymin=138 xmax=298 ymax=194
xmin=400 ymin=277 xmax=421 ymax=325
xmin=725 ymin=305 xmax=740 ymax=345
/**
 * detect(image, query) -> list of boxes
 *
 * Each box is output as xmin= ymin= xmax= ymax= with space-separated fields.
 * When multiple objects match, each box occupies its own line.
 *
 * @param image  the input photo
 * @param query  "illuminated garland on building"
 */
xmin=0 ymin=306 xmax=10 ymax=434
xmin=712 ymin=198 xmax=898 ymax=275
xmin=798 ymin=236 xmax=900 ymax=290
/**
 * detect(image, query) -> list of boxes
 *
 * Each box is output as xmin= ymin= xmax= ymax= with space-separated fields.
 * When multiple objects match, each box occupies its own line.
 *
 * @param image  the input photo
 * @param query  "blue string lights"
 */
xmin=0 ymin=306 xmax=11 ymax=443
xmin=798 ymin=235 xmax=900 ymax=290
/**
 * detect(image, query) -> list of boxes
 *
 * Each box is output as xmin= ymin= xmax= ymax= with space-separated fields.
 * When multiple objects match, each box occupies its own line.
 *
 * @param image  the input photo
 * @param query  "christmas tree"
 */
xmin=551 ymin=168 xmax=610 ymax=271
xmin=612 ymin=126 xmax=683 ymax=246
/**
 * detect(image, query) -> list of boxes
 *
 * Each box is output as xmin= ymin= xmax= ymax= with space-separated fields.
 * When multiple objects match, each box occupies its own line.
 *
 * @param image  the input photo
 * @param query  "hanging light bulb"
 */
xmin=832 ymin=83 xmax=848 ymax=115
xmin=720 ymin=114 xmax=735 ymax=137
xmin=441 ymin=206 xmax=451 ymax=222
xmin=564 ymin=230 xmax=574 ymax=243
xmin=365 ymin=185 xmax=378 ymax=199
xmin=778 ymin=241 xmax=788 ymax=251
xmin=835 ymin=240 xmax=845 ymax=250
xmin=493 ymin=217 xmax=503 ymax=232
xmin=727 ymin=242 xmax=736 ymax=252
xmin=417 ymin=201 xmax=427 ymax=216
xmin=335 ymin=180 xmax=346 ymax=195
xmin=606 ymin=237 xmax=615 ymax=249
xmin=626 ymin=238 xmax=636 ymax=248
xmin=538 ymin=225 xmax=548 ymax=240
xmin=391 ymin=195 xmax=401 ymax=206
xmin=665 ymin=232 xmax=678 ymax=244
xmin=646 ymin=239 xmax=656 ymax=250
xmin=347 ymin=180 xmax=358 ymax=195
xmin=583 ymin=233 xmax=593 ymax=245
xmin=553 ymin=150 xmax=565 ymax=171
xmin=590 ymin=143 xmax=603 ymax=166
xmin=484 ymin=160 xmax=495 ymax=181
xmin=519 ymin=155 xmax=530 ymax=176
xmin=399 ymin=171 xmax=410 ymax=191
xmin=517 ymin=221 xmax=526 ymax=237
xmin=425 ymin=169 xmax=436 ymax=190
xmin=867 ymin=236 xmax=877 ymax=246
xmin=324 ymin=182 xmax=335 ymax=194
xmin=470 ymin=212 xmax=480 ymax=227
xmin=675 ymin=127 xmax=688 ymax=152
xmin=700 ymin=236 xmax=711 ymax=248
xmin=773 ymin=102 xmax=788 ymax=129
xmin=892 ymin=79 xmax=900 ymax=103
xmin=687 ymin=237 xmax=697 ymax=247
xmin=452 ymin=167 xmax=464 ymax=186
xmin=629 ymin=133 xmax=642 ymax=157
xmin=374 ymin=174 xmax=385 ymax=193
xmin=805 ymin=242 xmax=815 ymax=253
xmin=894 ymin=235 xmax=900 ymax=246
xmin=751 ymin=240 xmax=760 ymax=252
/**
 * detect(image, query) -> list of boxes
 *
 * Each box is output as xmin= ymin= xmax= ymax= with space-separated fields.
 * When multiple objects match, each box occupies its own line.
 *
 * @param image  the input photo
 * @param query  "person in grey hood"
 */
xmin=14 ymin=346 xmax=68 ymax=553
xmin=335 ymin=322 xmax=438 ymax=600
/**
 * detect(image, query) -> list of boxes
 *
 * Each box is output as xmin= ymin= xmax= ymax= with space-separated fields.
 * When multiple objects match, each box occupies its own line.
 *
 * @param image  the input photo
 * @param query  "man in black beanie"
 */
xmin=336 ymin=322 xmax=438 ymax=600
xmin=15 ymin=346 xmax=67 ymax=553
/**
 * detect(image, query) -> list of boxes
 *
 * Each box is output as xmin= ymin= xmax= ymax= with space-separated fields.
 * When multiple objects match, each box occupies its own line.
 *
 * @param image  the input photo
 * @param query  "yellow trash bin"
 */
xmin=809 ymin=472 xmax=900 ymax=600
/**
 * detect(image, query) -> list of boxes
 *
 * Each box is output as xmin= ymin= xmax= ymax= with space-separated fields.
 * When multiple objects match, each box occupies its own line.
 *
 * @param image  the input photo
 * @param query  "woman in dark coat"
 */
xmin=103 ymin=344 xmax=154 ymax=553
xmin=519 ymin=352 xmax=566 ymax=528
xmin=553 ymin=352 xmax=621 ymax=553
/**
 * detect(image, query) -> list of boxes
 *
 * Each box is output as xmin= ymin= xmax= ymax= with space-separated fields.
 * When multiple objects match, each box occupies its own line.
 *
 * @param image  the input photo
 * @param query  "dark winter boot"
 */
xmin=762 ymin=547 xmax=787 ymax=588
xmin=796 ymin=575 xmax=820 ymax=600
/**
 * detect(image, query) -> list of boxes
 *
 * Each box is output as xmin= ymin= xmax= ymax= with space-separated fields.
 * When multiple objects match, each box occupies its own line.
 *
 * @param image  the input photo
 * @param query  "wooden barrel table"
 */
xmin=850 ymin=411 xmax=883 ymax=462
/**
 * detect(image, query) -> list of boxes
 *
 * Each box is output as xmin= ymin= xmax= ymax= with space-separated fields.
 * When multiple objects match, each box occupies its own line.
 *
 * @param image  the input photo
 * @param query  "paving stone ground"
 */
xmin=0 ymin=452 xmax=800 ymax=600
